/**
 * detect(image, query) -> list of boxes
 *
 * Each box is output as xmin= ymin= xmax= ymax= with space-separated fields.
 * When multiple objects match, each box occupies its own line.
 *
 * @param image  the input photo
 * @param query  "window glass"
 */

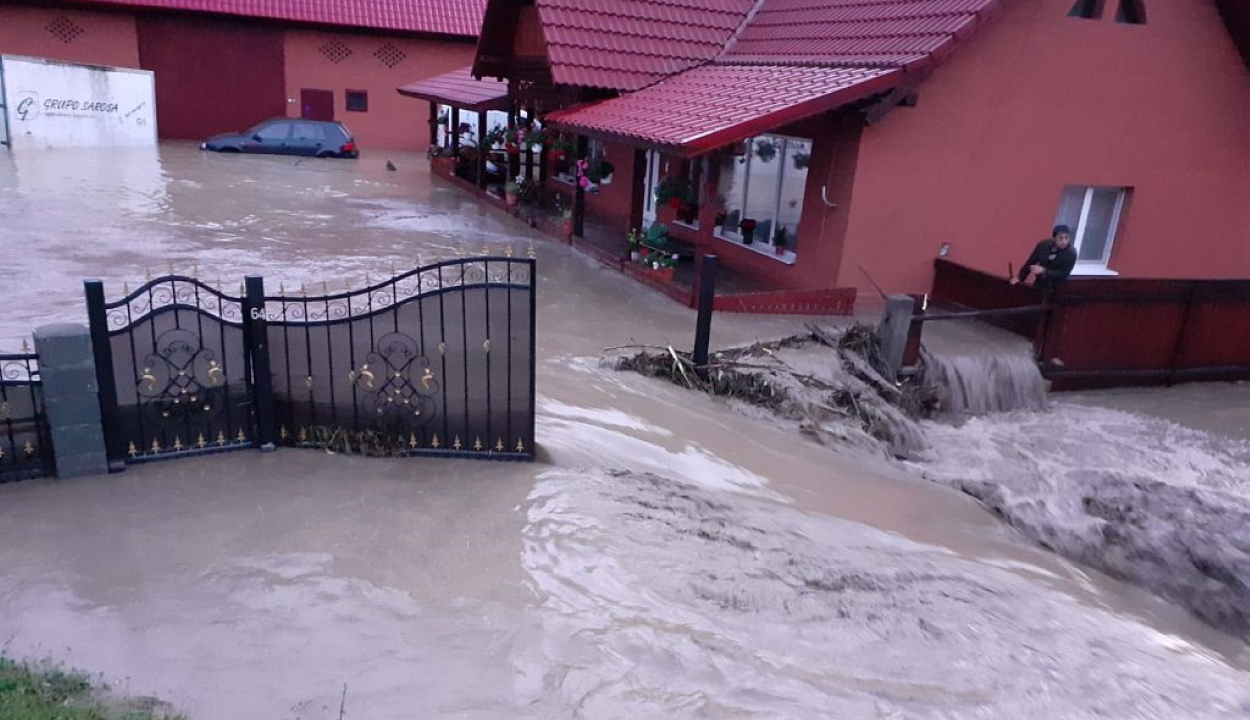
xmin=1079 ymin=188 xmax=1121 ymax=262
xmin=345 ymin=90 xmax=368 ymax=112
xmin=717 ymin=150 xmax=747 ymax=236
xmin=291 ymin=123 xmax=325 ymax=141
xmin=776 ymin=138 xmax=810 ymax=251
xmin=743 ymin=138 xmax=780 ymax=242
xmin=256 ymin=123 xmax=289 ymax=141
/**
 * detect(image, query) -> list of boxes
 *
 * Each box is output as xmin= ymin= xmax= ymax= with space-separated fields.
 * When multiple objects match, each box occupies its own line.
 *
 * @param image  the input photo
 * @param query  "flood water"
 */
xmin=2 ymin=145 xmax=1249 ymax=719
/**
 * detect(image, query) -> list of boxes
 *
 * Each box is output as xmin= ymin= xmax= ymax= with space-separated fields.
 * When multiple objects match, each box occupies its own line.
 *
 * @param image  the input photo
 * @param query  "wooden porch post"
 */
xmin=427 ymin=102 xmax=438 ymax=150
xmin=507 ymin=106 xmax=520 ymax=181
xmin=477 ymin=110 xmax=488 ymax=191
xmin=628 ymin=148 xmax=647 ymax=232
xmin=450 ymin=107 xmax=460 ymax=158
xmin=573 ymin=134 xmax=588 ymax=238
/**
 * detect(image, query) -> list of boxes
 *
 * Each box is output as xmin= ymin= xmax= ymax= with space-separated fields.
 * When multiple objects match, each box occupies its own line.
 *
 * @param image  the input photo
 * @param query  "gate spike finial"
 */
xmin=453 ymin=435 xmax=462 ymax=450
xmin=237 ymin=428 xmax=246 ymax=442
xmin=217 ymin=430 xmax=226 ymax=446
xmin=431 ymin=433 xmax=440 ymax=449
xmin=169 ymin=261 xmax=176 ymax=277
xmin=495 ymin=438 xmax=505 ymax=452
xmin=239 ymin=281 xmax=245 ymax=296
xmin=527 ymin=245 xmax=536 ymax=258
xmin=173 ymin=436 xmax=184 ymax=452
xmin=390 ymin=261 xmax=397 ymax=278
xmin=196 ymin=434 xmax=207 ymax=449
xmin=127 ymin=442 xmax=138 ymax=458
xmin=279 ymin=281 xmax=286 ymax=294
xmin=505 ymin=245 xmax=514 ymax=258
xmin=299 ymin=282 xmax=306 ymax=296
xmin=192 ymin=264 xmax=200 ymax=279
xmin=409 ymin=433 xmax=418 ymax=449
xmin=473 ymin=437 xmax=483 ymax=451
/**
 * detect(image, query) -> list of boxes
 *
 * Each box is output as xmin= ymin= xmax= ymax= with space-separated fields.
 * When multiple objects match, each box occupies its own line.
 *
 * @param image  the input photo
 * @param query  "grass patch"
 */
xmin=0 ymin=655 xmax=183 ymax=720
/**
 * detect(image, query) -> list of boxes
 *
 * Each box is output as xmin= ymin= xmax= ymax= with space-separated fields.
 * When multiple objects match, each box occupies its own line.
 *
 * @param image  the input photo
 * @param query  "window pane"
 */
xmin=1078 ymin=188 xmax=1121 ymax=262
xmin=777 ymin=138 xmax=810 ymax=252
xmin=718 ymin=150 xmax=748 ymax=237
xmin=744 ymin=137 xmax=780 ymax=241
xmin=292 ymin=123 xmax=324 ymax=140
xmin=1053 ymin=186 xmax=1086 ymax=231
xmin=257 ymin=123 xmax=289 ymax=140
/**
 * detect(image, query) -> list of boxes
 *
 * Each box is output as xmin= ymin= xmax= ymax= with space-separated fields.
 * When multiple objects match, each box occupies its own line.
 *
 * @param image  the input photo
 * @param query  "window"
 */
xmin=255 ymin=122 xmax=290 ymax=141
xmin=1053 ymin=186 xmax=1128 ymax=271
xmin=345 ymin=90 xmax=368 ymax=112
xmin=1067 ymin=0 xmax=1105 ymax=19
xmin=291 ymin=122 xmax=326 ymax=141
xmin=1115 ymin=0 xmax=1146 ymax=24
xmin=715 ymin=134 xmax=810 ymax=262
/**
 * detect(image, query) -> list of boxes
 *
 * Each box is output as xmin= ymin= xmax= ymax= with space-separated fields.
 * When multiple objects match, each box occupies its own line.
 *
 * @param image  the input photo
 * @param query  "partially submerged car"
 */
xmin=202 ymin=119 xmax=358 ymax=158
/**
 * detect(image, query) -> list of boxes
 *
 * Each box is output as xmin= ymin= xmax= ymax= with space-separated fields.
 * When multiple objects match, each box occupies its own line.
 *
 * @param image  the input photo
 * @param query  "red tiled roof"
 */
xmin=536 ymin=0 xmax=758 ymax=91
xmin=544 ymin=64 xmax=899 ymax=153
xmin=540 ymin=0 xmax=999 ymax=151
xmin=398 ymin=67 xmax=510 ymax=111
xmin=71 ymin=0 xmax=486 ymax=37
xmin=725 ymin=0 xmax=996 ymax=68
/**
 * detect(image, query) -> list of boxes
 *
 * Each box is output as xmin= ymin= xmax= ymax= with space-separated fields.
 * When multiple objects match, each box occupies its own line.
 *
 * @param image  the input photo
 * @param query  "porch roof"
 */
xmin=397 ymin=67 xmax=510 ymax=112
xmin=542 ymin=63 xmax=900 ymax=155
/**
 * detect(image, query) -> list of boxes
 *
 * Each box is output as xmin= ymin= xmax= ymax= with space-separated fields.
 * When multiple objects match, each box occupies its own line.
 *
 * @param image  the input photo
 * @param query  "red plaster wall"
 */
xmin=283 ymin=30 xmax=476 ymax=151
xmin=840 ymin=0 xmax=1250 ymax=301
xmin=0 ymin=5 xmax=138 ymax=68
xmin=583 ymin=141 xmax=636 ymax=230
xmin=137 ymin=15 xmax=285 ymax=139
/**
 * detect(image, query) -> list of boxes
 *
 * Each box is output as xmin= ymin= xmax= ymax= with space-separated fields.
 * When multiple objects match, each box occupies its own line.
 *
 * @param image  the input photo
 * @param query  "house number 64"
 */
xmin=249 ymin=308 xmax=266 ymax=320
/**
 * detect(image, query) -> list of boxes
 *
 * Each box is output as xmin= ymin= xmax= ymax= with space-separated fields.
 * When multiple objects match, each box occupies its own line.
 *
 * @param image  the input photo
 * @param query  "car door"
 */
xmin=288 ymin=122 xmax=326 ymax=157
xmin=243 ymin=121 xmax=292 ymax=154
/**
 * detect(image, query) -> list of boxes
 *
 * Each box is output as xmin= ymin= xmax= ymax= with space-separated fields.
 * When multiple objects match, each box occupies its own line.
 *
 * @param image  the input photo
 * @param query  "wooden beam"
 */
xmin=477 ymin=110 xmax=488 ymax=190
xmin=628 ymin=148 xmax=647 ymax=232
xmin=574 ymin=135 xmax=588 ymax=238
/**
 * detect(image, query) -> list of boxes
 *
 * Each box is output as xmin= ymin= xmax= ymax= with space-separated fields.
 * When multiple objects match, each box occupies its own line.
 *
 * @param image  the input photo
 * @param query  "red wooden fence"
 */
xmin=930 ymin=259 xmax=1250 ymax=390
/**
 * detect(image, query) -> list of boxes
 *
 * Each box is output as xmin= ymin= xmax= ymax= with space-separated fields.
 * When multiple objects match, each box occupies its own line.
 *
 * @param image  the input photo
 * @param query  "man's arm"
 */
xmin=1018 ymin=241 xmax=1045 ymax=281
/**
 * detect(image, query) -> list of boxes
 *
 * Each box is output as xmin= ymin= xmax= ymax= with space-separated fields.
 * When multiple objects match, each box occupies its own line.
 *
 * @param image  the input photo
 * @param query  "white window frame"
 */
xmin=713 ymin=133 xmax=809 ymax=265
xmin=1063 ymin=185 xmax=1126 ymax=276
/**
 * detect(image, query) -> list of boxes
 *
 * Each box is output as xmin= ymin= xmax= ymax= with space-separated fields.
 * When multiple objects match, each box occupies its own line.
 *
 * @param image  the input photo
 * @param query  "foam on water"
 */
xmin=923 ymin=347 xmax=1048 ymax=414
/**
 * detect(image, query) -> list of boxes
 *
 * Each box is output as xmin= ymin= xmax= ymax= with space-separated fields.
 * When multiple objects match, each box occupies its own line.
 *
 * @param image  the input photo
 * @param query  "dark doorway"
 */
xmin=301 ymin=90 xmax=335 ymax=121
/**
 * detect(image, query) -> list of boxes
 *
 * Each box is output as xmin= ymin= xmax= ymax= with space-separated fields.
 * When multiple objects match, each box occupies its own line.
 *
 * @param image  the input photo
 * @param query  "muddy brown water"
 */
xmin=1 ymin=145 xmax=1249 ymax=718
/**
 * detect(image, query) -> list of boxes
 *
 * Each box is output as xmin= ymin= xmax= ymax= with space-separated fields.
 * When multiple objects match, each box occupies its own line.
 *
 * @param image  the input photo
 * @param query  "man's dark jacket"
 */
xmin=1018 ymin=239 xmax=1077 ymax=290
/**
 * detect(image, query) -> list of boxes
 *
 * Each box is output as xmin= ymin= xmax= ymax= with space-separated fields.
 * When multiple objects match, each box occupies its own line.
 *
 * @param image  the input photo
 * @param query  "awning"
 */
xmin=397 ymin=67 xmax=510 ymax=113
xmin=543 ymin=63 xmax=902 ymax=156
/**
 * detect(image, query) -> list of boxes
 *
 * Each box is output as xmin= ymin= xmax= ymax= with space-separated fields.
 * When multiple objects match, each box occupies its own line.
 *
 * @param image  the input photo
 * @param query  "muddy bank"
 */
xmin=618 ymin=327 xmax=1250 ymax=637
xmin=525 ymin=467 xmax=1250 ymax=718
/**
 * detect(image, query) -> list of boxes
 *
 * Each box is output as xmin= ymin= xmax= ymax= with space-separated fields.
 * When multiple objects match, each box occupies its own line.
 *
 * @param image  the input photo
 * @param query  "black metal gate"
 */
xmin=86 ymin=276 xmax=256 ymax=463
xmin=86 ymin=256 xmax=536 ymax=465
xmin=261 ymin=256 xmax=535 ymax=459
xmin=0 ymin=351 xmax=55 ymax=481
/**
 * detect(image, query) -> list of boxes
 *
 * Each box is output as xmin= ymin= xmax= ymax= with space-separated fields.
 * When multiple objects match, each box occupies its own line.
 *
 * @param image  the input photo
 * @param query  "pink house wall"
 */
xmin=0 ymin=5 xmax=139 ymax=68
xmin=283 ymin=30 xmax=476 ymax=151
xmin=839 ymin=0 xmax=1250 ymax=300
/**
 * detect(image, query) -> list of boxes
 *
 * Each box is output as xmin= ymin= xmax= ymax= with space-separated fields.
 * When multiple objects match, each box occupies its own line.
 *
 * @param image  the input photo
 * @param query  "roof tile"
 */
xmin=71 ymin=0 xmax=485 ymax=37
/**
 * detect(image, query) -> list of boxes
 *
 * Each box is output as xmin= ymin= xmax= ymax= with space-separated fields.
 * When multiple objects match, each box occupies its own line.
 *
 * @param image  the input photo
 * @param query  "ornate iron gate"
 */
xmin=0 ymin=351 xmax=55 ymax=481
xmin=86 ymin=256 xmax=536 ymax=465
xmin=261 ymin=256 xmax=535 ymax=459
xmin=86 ymin=276 xmax=257 ymax=464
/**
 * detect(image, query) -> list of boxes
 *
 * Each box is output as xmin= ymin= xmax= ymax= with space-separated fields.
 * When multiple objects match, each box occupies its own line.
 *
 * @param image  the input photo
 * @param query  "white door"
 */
xmin=642 ymin=149 xmax=662 ymax=228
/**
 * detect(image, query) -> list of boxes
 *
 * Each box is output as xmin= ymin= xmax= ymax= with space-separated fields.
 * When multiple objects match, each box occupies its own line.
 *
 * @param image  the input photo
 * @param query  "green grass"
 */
xmin=0 ymin=656 xmax=184 ymax=720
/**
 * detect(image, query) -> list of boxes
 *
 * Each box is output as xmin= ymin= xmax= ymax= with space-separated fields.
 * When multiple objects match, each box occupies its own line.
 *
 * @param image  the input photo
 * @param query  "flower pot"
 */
xmin=774 ymin=244 xmax=786 ymax=256
xmin=667 ymin=197 xmax=682 ymax=210
xmin=630 ymin=250 xmax=640 ymax=262
xmin=678 ymin=202 xmax=698 ymax=224
xmin=531 ymin=144 xmax=543 ymax=154
xmin=505 ymin=191 xmax=517 ymax=207
xmin=506 ymin=143 xmax=520 ymax=155
xmin=742 ymin=229 xmax=755 ymax=245
xmin=600 ymin=173 xmax=613 ymax=185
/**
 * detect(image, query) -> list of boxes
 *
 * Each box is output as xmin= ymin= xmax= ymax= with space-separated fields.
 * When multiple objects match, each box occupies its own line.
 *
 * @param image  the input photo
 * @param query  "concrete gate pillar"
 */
xmin=32 ymin=323 xmax=109 ymax=479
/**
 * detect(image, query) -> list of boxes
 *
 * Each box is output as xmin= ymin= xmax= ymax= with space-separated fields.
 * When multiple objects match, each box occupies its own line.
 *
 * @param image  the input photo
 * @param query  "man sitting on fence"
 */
xmin=1010 ymin=224 xmax=1077 ymax=290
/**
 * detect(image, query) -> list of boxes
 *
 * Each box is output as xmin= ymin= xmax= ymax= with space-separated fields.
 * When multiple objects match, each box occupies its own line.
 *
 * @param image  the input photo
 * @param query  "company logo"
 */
xmin=15 ymin=92 xmax=39 ymax=122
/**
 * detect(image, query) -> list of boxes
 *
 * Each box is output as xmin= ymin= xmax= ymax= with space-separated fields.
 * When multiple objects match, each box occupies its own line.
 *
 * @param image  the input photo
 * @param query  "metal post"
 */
xmin=83 ymin=280 xmax=125 ymax=470
xmin=692 ymin=255 xmax=718 ymax=376
xmin=427 ymin=101 xmax=438 ymax=151
xmin=450 ymin=107 xmax=460 ymax=159
xmin=244 ymin=276 xmax=277 ymax=450
xmin=477 ymin=110 xmax=488 ymax=190
xmin=629 ymin=148 xmax=647 ymax=232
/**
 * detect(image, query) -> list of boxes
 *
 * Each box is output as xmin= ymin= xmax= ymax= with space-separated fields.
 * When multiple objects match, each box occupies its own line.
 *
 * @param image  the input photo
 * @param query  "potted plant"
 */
xmin=526 ymin=128 xmax=548 ymax=153
xmin=485 ymin=125 xmax=507 ymax=148
xmin=505 ymin=178 xmax=520 ymax=207
xmin=627 ymin=228 xmax=642 ymax=262
xmin=792 ymin=151 xmax=810 ymax=170
xmin=597 ymin=159 xmax=615 ymax=185
xmin=436 ymin=110 xmax=449 ymax=126
xmin=755 ymin=139 xmax=777 ymax=162
xmin=550 ymin=137 xmax=574 ymax=162
xmin=655 ymin=176 xmax=693 ymax=210
xmin=773 ymin=225 xmax=789 ymax=255
xmin=562 ymin=208 xmax=574 ymax=239
xmin=739 ymin=218 xmax=758 ymax=244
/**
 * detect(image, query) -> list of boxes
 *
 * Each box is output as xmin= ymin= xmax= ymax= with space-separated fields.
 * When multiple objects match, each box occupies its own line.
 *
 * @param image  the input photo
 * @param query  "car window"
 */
xmin=256 ymin=123 xmax=290 ymax=141
xmin=292 ymin=123 xmax=326 ymax=141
